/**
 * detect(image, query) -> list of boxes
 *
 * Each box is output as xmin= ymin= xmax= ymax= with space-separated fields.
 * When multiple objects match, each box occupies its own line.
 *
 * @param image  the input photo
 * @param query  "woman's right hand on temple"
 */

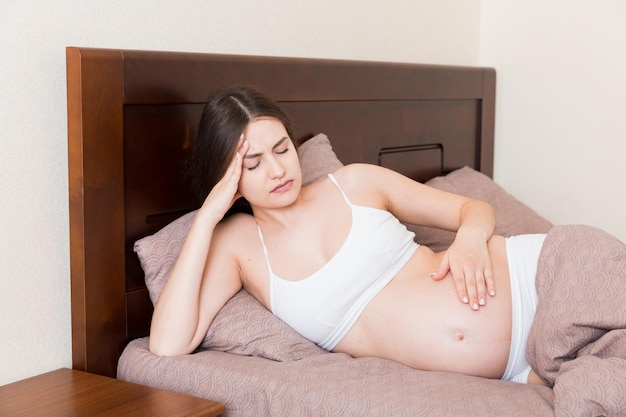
xmin=200 ymin=137 xmax=249 ymax=223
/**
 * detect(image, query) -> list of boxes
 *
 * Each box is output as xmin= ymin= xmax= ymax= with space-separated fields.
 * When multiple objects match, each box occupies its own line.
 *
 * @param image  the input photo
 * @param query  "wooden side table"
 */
xmin=0 ymin=368 xmax=225 ymax=416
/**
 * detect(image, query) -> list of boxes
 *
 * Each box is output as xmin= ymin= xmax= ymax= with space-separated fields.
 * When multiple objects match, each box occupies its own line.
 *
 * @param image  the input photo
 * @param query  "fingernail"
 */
xmin=462 ymin=296 xmax=469 ymax=304
xmin=479 ymin=298 xmax=486 ymax=306
xmin=430 ymin=271 xmax=438 ymax=277
xmin=490 ymin=289 xmax=496 ymax=296
xmin=472 ymin=303 xmax=479 ymax=310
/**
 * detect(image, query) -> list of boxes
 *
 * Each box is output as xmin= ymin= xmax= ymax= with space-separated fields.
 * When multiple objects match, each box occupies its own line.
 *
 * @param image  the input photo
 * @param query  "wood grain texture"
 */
xmin=0 ymin=368 xmax=225 ymax=416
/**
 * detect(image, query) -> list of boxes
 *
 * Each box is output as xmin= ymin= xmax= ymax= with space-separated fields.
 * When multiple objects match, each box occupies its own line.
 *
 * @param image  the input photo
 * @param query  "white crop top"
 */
xmin=257 ymin=173 xmax=419 ymax=350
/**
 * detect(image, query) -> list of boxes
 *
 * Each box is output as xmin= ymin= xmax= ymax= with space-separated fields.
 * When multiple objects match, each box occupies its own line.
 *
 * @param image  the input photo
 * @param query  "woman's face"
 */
xmin=238 ymin=117 xmax=302 ymax=209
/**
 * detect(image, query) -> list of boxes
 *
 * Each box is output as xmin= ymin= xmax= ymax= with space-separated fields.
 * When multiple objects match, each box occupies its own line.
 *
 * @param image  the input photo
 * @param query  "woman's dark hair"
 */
xmin=189 ymin=86 xmax=294 ymax=215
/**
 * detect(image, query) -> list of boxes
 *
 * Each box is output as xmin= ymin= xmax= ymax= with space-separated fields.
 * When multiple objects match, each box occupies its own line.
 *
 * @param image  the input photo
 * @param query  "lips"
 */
xmin=271 ymin=180 xmax=293 ymax=193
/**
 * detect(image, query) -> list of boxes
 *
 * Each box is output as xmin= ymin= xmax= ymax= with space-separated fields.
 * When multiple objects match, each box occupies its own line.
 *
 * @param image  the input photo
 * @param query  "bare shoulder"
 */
xmin=332 ymin=163 xmax=403 ymax=192
xmin=301 ymin=164 xmax=385 ymax=192
xmin=212 ymin=212 xmax=258 ymax=249
xmin=328 ymin=164 xmax=395 ymax=207
xmin=331 ymin=163 xmax=446 ymax=215
xmin=332 ymin=163 xmax=386 ymax=183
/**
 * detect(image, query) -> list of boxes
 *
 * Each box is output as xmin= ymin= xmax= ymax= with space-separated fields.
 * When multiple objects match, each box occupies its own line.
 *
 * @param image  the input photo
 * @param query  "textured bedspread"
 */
xmin=118 ymin=337 xmax=553 ymax=416
xmin=117 ymin=225 xmax=625 ymax=416
xmin=527 ymin=225 xmax=626 ymax=417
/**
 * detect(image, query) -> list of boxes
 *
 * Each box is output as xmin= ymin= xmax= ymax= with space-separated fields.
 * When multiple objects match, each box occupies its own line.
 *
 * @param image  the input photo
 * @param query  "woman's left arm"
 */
xmin=346 ymin=164 xmax=496 ymax=310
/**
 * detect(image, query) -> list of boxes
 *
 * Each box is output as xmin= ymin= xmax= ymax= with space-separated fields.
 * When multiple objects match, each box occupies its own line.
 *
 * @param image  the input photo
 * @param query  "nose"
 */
xmin=267 ymin=155 xmax=286 ymax=179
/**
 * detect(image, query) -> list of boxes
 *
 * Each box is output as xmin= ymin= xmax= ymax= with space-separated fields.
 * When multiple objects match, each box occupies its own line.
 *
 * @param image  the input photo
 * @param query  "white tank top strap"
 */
xmin=256 ymin=225 xmax=274 ymax=275
xmin=327 ymin=173 xmax=354 ymax=207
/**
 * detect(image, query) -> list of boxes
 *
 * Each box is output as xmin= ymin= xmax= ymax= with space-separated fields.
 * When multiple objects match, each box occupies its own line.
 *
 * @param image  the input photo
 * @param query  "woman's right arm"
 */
xmin=149 ymin=141 xmax=249 ymax=356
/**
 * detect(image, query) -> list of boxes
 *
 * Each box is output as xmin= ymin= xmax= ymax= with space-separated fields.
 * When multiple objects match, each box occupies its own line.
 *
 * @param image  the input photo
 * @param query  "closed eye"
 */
xmin=247 ymin=148 xmax=287 ymax=171
xmin=244 ymin=136 xmax=290 ymax=171
xmin=246 ymin=160 xmax=261 ymax=171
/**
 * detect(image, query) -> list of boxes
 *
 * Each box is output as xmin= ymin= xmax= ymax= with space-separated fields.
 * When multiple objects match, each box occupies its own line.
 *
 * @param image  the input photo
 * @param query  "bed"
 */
xmin=67 ymin=47 xmax=625 ymax=417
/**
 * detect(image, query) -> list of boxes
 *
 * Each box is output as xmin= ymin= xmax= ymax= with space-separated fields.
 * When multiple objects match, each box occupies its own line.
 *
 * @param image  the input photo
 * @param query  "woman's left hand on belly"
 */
xmin=430 ymin=235 xmax=495 ymax=311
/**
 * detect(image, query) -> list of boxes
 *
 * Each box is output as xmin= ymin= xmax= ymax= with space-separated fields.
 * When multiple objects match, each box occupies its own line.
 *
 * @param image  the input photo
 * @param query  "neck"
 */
xmin=251 ymin=189 xmax=311 ymax=231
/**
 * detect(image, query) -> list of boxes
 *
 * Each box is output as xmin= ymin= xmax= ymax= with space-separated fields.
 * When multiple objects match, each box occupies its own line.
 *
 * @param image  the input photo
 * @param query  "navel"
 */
xmin=453 ymin=328 xmax=469 ymax=345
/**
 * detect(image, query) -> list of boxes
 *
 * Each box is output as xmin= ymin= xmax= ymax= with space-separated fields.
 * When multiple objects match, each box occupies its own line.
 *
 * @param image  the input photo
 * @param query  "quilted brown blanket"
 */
xmin=527 ymin=225 xmax=626 ymax=417
xmin=118 ymin=225 xmax=625 ymax=416
xmin=119 ymin=338 xmax=554 ymax=416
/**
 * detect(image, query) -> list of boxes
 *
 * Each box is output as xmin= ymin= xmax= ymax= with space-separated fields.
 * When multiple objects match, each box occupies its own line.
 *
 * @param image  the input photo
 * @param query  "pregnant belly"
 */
xmin=335 ymin=242 xmax=513 ymax=378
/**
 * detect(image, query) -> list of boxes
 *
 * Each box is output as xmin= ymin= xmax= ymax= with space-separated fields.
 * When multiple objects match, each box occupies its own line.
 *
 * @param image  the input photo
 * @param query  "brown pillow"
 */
xmin=298 ymin=133 xmax=343 ymax=186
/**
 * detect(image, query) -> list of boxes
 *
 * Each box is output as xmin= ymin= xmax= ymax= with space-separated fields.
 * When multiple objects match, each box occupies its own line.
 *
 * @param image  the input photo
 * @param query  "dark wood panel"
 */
xmin=283 ymin=100 xmax=480 ymax=174
xmin=67 ymin=47 xmax=127 ymax=378
xmin=121 ymin=50 xmax=488 ymax=104
xmin=126 ymin=289 xmax=154 ymax=341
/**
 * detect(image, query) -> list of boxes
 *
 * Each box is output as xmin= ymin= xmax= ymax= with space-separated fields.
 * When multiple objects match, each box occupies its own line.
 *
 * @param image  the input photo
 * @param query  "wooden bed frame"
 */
xmin=66 ymin=46 xmax=496 ymax=378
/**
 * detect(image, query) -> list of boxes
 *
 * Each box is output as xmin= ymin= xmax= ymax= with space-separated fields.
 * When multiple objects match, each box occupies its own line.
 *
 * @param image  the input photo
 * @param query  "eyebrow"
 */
xmin=243 ymin=136 xmax=289 ymax=159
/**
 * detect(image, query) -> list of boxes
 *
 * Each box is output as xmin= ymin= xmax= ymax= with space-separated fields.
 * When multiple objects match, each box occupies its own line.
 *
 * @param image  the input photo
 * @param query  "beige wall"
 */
xmin=0 ymin=0 xmax=480 ymax=385
xmin=2 ymin=0 xmax=624 ymax=386
xmin=480 ymin=1 xmax=626 ymax=241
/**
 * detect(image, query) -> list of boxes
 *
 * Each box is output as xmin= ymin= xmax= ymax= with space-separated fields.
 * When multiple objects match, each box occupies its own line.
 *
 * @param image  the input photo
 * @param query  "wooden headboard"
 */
xmin=66 ymin=46 xmax=496 ymax=377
